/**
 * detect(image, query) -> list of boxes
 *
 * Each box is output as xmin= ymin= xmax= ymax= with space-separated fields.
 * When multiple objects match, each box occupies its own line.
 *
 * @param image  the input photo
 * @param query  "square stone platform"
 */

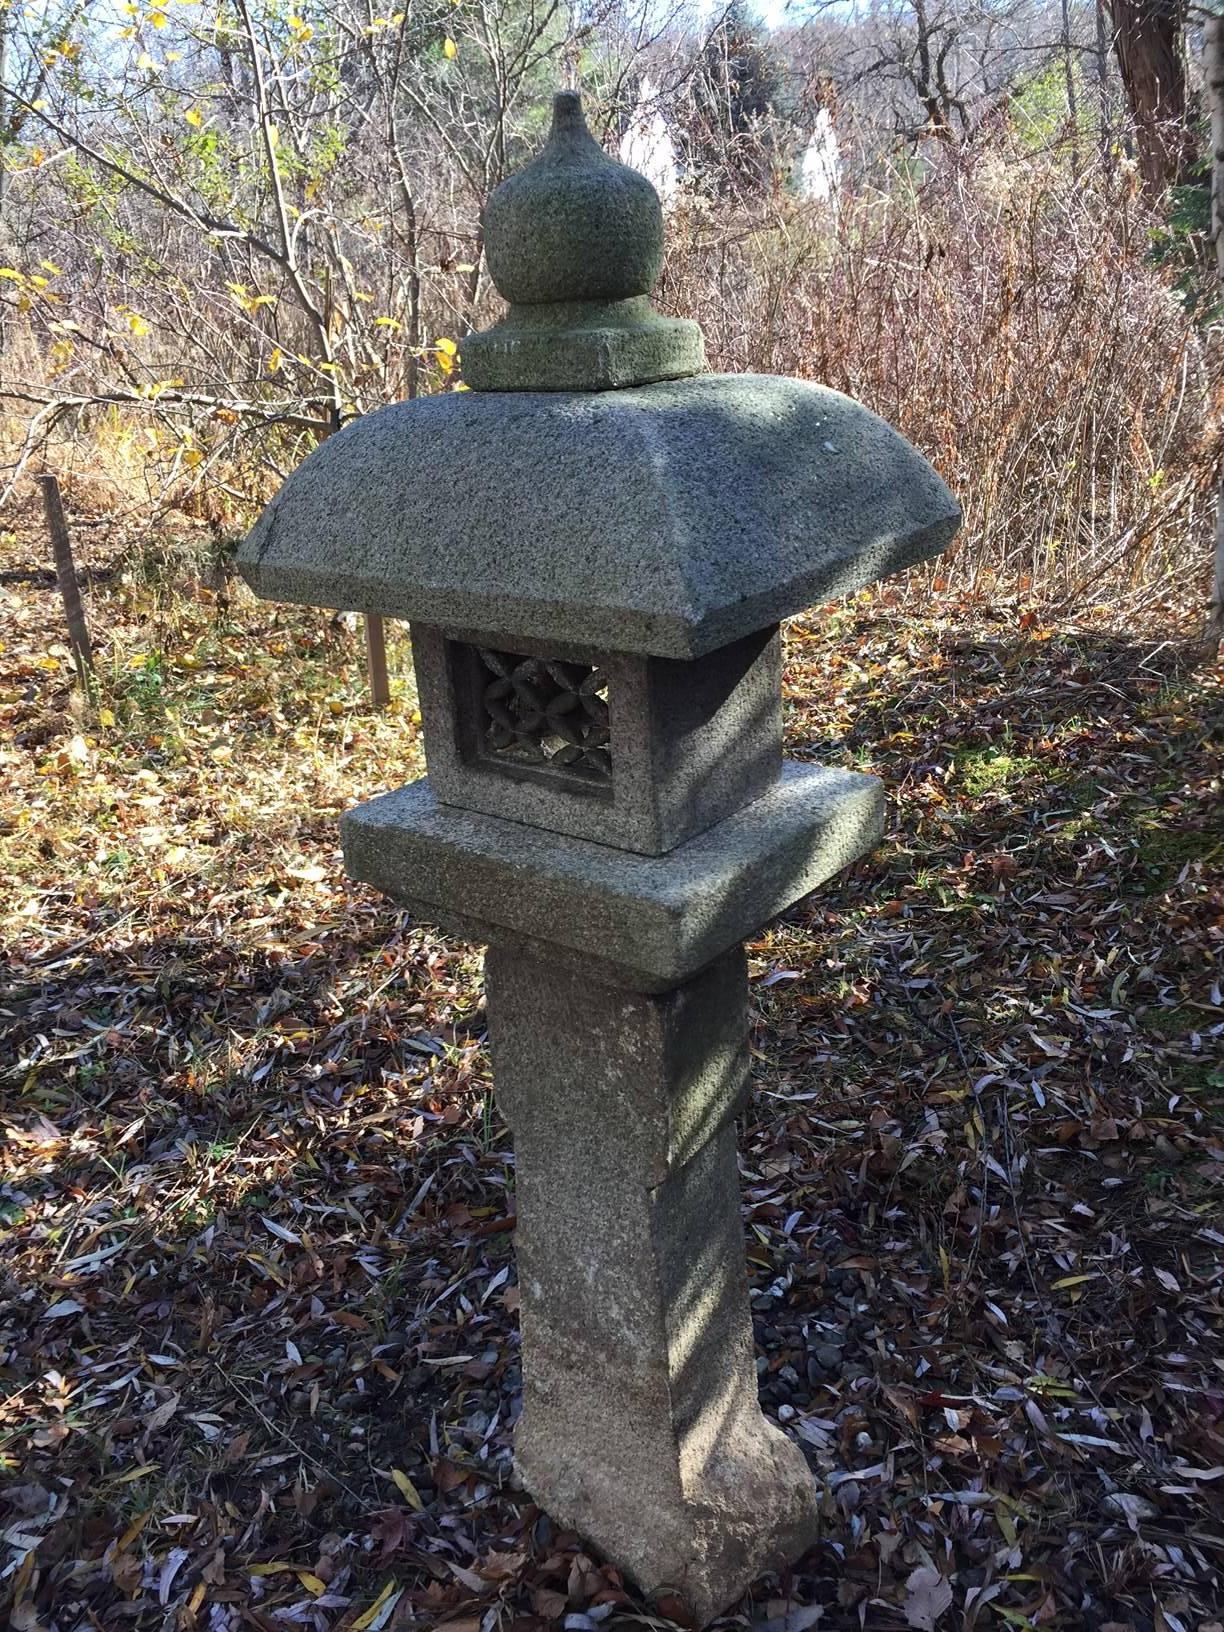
xmin=341 ymin=759 xmax=885 ymax=991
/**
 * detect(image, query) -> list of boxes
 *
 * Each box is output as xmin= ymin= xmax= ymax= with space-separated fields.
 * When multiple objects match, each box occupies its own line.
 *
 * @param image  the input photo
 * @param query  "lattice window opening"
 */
xmin=476 ymin=647 xmax=611 ymax=783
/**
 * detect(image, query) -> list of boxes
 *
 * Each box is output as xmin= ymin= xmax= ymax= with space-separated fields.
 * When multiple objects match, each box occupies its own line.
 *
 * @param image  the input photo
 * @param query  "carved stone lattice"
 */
xmin=476 ymin=647 xmax=611 ymax=782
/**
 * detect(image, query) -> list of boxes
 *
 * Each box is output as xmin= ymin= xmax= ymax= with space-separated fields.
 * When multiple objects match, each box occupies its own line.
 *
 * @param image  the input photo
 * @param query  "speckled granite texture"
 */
xmin=486 ymin=945 xmax=818 ymax=1622
xmin=411 ymin=624 xmax=782 ymax=855
xmin=463 ymin=91 xmax=704 ymax=390
xmin=339 ymin=759 xmax=884 ymax=990
xmin=237 ymin=374 xmax=960 ymax=659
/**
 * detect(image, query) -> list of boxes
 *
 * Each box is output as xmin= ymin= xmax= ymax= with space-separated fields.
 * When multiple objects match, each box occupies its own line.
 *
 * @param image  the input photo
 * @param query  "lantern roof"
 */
xmin=237 ymin=373 xmax=959 ymax=659
xmin=236 ymin=89 xmax=959 ymax=656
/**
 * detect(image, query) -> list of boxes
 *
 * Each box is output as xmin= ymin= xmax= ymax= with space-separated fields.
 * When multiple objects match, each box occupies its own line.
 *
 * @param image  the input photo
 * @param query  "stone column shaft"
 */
xmin=485 ymin=944 xmax=817 ymax=1620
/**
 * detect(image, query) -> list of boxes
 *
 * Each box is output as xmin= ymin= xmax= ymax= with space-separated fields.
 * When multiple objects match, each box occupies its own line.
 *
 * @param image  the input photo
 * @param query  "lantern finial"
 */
xmin=462 ymin=91 xmax=705 ymax=392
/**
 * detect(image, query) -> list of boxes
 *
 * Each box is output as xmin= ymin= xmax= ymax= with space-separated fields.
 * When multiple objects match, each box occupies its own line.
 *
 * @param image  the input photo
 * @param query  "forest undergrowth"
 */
xmin=0 ymin=501 xmax=1222 ymax=1631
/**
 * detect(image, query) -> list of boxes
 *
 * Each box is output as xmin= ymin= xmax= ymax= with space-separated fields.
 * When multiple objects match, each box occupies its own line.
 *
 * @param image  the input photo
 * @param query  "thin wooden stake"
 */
xmin=37 ymin=473 xmax=94 ymax=689
xmin=365 ymin=613 xmax=390 ymax=708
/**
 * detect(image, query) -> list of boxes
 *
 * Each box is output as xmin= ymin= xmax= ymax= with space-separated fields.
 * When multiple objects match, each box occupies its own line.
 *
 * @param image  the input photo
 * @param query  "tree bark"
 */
xmin=1096 ymin=0 xmax=1114 ymax=168
xmin=1206 ymin=8 xmax=1224 ymax=655
xmin=1208 ymin=493 xmax=1224 ymax=656
xmin=1063 ymin=0 xmax=1081 ymax=173
xmin=1104 ymin=0 xmax=1191 ymax=196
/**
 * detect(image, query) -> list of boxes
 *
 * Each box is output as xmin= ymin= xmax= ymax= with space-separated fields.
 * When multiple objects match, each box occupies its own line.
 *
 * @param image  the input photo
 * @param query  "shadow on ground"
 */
xmin=1 ymin=609 xmax=1221 ymax=1628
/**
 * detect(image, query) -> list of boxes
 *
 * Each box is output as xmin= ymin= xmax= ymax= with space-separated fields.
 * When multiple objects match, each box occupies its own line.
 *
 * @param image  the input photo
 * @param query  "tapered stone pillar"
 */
xmin=486 ymin=946 xmax=816 ymax=1619
xmin=236 ymin=88 xmax=959 ymax=1624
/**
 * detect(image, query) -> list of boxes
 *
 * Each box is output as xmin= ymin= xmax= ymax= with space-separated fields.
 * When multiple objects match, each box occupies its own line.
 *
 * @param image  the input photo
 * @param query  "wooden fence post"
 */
xmin=365 ymin=613 xmax=390 ymax=708
xmin=37 ymin=474 xmax=95 ymax=691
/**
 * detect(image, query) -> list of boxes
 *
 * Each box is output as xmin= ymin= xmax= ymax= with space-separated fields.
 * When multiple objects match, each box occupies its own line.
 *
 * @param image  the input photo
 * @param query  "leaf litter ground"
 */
xmin=1 ymin=504 xmax=1222 ymax=1632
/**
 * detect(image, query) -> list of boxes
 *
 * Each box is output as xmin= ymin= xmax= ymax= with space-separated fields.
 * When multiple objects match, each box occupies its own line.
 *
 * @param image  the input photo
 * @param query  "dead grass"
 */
xmin=665 ymin=139 xmax=1217 ymax=618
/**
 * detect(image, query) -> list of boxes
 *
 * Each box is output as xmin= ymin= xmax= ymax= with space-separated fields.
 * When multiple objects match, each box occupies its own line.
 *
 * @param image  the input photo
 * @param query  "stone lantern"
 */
xmin=238 ymin=92 xmax=959 ymax=1623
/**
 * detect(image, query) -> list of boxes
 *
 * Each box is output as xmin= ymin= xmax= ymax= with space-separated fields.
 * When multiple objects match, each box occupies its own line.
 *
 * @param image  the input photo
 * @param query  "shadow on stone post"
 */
xmin=236 ymin=89 xmax=961 ymax=1624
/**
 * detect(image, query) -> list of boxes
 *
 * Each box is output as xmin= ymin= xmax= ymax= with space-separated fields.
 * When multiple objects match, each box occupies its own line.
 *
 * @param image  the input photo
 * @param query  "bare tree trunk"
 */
xmin=1206 ymin=8 xmax=1224 ymax=655
xmin=1096 ymin=0 xmax=1114 ymax=166
xmin=1063 ymin=0 xmax=1082 ymax=172
xmin=1208 ymin=9 xmax=1224 ymax=283
xmin=37 ymin=474 xmax=94 ymax=689
xmin=0 ymin=9 xmax=9 ymax=389
xmin=912 ymin=0 xmax=953 ymax=137
xmin=1105 ymin=0 xmax=1191 ymax=196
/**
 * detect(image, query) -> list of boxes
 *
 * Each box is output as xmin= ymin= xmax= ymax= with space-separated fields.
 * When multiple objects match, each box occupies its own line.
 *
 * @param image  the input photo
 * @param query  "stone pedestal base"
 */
xmin=486 ymin=945 xmax=818 ymax=1623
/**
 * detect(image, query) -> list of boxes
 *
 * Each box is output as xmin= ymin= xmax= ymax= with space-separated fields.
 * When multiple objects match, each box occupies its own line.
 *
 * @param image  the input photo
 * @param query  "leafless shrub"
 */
xmin=0 ymin=0 xmax=1213 ymax=619
xmin=663 ymin=129 xmax=1214 ymax=610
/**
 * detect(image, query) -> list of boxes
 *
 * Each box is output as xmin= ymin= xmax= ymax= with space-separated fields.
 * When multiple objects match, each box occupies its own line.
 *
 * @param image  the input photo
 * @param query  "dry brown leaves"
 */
xmin=1 ymin=504 xmax=1221 ymax=1631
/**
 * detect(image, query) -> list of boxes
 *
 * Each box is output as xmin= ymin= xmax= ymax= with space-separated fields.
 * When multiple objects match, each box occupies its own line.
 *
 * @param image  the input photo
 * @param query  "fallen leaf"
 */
xmin=904 ymin=1565 xmax=953 ymax=1629
xmin=390 ymin=1467 xmax=424 ymax=1510
xmin=43 ymin=1299 xmax=84 ymax=1319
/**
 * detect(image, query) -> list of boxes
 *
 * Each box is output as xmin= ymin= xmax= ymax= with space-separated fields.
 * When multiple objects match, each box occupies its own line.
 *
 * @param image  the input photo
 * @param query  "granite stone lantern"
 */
xmin=237 ymin=91 xmax=959 ymax=1623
